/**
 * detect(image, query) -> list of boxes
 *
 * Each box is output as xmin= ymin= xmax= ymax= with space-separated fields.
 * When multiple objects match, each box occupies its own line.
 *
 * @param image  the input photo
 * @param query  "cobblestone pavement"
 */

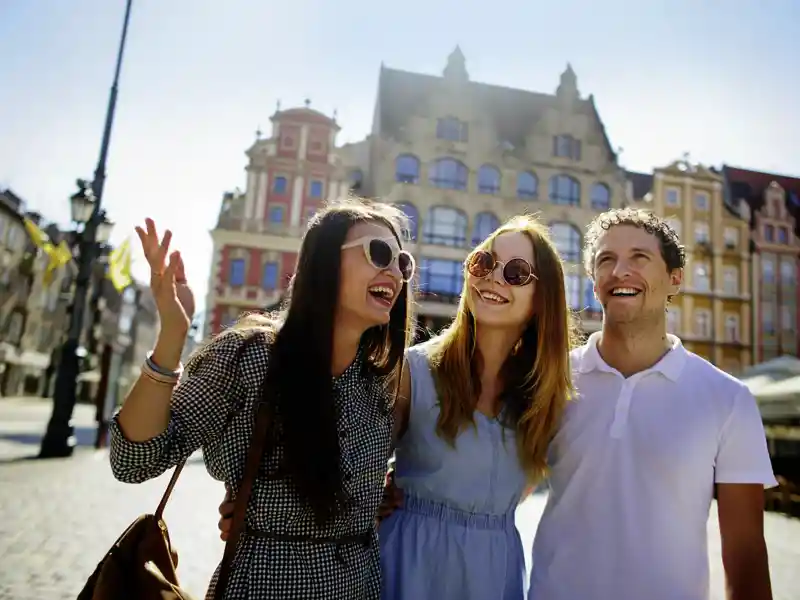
xmin=1 ymin=397 xmax=798 ymax=599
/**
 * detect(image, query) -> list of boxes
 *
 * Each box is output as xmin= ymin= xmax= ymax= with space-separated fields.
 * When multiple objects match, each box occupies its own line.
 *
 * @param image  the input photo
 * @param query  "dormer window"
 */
xmin=553 ymin=135 xmax=581 ymax=160
xmin=436 ymin=117 xmax=468 ymax=143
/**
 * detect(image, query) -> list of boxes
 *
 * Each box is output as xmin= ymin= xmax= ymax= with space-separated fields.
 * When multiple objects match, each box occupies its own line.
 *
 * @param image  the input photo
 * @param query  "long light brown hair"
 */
xmin=427 ymin=215 xmax=577 ymax=484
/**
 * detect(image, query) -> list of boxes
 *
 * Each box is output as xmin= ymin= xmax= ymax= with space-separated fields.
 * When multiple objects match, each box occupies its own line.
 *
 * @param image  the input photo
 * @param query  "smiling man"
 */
xmin=528 ymin=208 xmax=776 ymax=600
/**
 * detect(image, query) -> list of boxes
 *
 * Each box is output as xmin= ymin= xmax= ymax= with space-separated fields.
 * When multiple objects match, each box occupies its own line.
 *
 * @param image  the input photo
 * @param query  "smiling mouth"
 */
xmin=474 ymin=287 xmax=509 ymax=304
xmin=610 ymin=286 xmax=642 ymax=298
xmin=368 ymin=285 xmax=396 ymax=307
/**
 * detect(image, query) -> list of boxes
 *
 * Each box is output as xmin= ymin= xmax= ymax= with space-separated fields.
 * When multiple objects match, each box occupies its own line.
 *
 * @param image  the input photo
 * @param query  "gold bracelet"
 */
xmin=141 ymin=369 xmax=178 ymax=387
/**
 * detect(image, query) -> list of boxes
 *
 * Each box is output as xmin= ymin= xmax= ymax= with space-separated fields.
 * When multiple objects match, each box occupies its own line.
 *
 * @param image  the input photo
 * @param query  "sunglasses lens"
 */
xmin=503 ymin=258 xmax=532 ymax=286
xmin=467 ymin=251 xmax=495 ymax=278
xmin=397 ymin=252 xmax=414 ymax=282
xmin=368 ymin=239 xmax=393 ymax=269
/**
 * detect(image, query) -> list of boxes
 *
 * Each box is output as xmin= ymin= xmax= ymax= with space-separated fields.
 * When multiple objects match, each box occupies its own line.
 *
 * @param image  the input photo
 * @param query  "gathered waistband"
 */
xmin=401 ymin=493 xmax=513 ymax=531
xmin=244 ymin=527 xmax=373 ymax=548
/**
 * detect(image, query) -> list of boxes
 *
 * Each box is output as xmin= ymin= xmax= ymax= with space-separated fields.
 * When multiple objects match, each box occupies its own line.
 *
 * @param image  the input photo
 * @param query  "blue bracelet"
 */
xmin=146 ymin=352 xmax=183 ymax=378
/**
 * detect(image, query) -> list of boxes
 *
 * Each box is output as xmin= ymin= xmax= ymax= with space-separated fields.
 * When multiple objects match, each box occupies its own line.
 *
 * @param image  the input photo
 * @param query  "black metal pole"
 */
xmin=39 ymin=0 xmax=134 ymax=458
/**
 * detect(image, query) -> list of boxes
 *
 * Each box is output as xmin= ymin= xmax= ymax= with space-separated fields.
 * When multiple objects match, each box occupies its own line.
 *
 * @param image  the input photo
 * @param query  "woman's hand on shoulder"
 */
xmin=376 ymin=468 xmax=403 ymax=524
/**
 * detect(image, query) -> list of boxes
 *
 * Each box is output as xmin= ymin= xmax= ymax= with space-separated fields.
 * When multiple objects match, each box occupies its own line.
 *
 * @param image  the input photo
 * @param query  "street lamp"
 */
xmin=39 ymin=0 xmax=134 ymax=458
xmin=70 ymin=181 xmax=115 ymax=242
xmin=39 ymin=182 xmax=115 ymax=457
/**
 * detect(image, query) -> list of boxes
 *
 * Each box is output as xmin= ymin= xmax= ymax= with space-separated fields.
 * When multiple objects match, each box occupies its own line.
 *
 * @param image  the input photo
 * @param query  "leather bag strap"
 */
xmin=154 ymin=460 xmax=185 ymax=520
xmin=213 ymin=400 xmax=272 ymax=598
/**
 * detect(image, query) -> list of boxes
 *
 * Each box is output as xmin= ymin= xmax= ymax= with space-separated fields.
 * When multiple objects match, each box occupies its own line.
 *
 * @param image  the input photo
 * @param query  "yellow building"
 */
xmin=365 ymin=49 xmax=628 ymax=336
xmin=648 ymin=158 xmax=752 ymax=372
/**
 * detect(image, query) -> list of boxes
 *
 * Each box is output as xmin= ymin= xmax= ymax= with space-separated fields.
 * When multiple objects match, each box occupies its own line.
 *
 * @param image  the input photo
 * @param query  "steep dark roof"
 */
xmin=625 ymin=170 xmax=653 ymax=200
xmin=723 ymin=165 xmax=800 ymax=236
xmin=375 ymin=65 xmax=617 ymax=160
xmin=0 ymin=188 xmax=25 ymax=218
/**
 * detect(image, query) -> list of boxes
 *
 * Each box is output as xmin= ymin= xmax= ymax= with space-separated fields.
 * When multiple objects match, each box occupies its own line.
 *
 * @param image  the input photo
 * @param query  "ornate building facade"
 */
xmin=631 ymin=159 xmax=753 ymax=371
xmin=363 ymin=49 xmax=627 ymax=336
xmin=206 ymin=49 xmax=628 ymax=338
xmin=205 ymin=104 xmax=365 ymax=335
xmin=723 ymin=166 xmax=800 ymax=360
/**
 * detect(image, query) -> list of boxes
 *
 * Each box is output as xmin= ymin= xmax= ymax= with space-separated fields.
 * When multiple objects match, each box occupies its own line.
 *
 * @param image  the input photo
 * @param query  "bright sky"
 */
xmin=1 ymin=0 xmax=798 ymax=326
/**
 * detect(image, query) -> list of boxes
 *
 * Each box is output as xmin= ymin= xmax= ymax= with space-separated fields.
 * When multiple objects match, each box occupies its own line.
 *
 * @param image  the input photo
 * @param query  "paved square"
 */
xmin=0 ymin=398 xmax=798 ymax=599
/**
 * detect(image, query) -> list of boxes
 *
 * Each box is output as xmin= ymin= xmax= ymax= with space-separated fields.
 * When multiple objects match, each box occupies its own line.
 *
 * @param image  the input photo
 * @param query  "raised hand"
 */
xmin=135 ymin=218 xmax=195 ymax=339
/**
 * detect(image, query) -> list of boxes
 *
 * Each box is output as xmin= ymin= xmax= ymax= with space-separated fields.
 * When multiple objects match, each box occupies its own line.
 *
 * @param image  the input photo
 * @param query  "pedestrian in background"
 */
xmin=109 ymin=198 xmax=415 ymax=600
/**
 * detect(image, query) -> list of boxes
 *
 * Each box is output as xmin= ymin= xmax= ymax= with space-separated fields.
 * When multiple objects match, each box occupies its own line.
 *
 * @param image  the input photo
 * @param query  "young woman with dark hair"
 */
xmin=109 ymin=198 xmax=415 ymax=600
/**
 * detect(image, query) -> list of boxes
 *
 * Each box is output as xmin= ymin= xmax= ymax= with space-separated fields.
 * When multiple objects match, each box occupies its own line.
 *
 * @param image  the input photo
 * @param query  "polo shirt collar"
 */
xmin=575 ymin=331 xmax=687 ymax=382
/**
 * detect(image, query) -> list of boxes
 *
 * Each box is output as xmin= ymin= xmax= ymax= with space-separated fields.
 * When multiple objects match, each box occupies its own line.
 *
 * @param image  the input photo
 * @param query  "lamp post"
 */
xmin=39 ymin=184 xmax=114 ymax=457
xmin=39 ymin=0 xmax=134 ymax=458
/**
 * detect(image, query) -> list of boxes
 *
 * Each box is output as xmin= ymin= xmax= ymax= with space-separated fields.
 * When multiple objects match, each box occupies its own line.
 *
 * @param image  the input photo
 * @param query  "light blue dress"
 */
xmin=378 ymin=341 xmax=528 ymax=600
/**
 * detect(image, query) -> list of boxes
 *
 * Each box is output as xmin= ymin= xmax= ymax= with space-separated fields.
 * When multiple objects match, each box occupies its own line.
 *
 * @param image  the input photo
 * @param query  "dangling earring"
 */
xmin=512 ymin=338 xmax=522 ymax=355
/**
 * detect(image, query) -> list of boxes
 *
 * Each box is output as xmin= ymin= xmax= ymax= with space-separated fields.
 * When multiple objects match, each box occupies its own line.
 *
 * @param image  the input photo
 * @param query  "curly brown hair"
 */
xmin=582 ymin=208 xmax=686 ymax=277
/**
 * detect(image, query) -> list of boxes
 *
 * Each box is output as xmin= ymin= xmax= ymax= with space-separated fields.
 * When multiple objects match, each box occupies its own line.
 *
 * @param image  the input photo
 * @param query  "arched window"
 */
xmin=471 ymin=212 xmax=500 ymax=246
xmin=419 ymin=258 xmax=464 ymax=300
xmin=549 ymin=221 xmax=582 ymax=263
xmin=517 ymin=171 xmax=538 ymax=200
xmin=549 ymin=175 xmax=581 ymax=206
xmin=422 ymin=206 xmax=468 ymax=247
xmin=477 ymin=165 xmax=501 ymax=194
xmin=349 ymin=169 xmax=364 ymax=191
xmin=394 ymin=202 xmax=419 ymax=242
xmin=395 ymin=154 xmax=420 ymax=184
xmin=429 ymin=158 xmax=468 ymax=191
xmin=590 ymin=183 xmax=611 ymax=210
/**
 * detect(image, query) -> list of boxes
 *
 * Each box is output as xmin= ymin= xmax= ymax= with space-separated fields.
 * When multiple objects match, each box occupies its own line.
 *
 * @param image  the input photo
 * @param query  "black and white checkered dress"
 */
xmin=109 ymin=329 xmax=394 ymax=600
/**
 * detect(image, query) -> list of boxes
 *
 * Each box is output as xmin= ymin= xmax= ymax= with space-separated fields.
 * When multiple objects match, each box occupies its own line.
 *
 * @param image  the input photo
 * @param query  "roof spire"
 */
xmin=443 ymin=45 xmax=468 ymax=82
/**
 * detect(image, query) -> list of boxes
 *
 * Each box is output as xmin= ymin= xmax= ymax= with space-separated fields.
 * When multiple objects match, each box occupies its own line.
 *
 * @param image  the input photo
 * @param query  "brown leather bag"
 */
xmin=77 ymin=400 xmax=272 ymax=600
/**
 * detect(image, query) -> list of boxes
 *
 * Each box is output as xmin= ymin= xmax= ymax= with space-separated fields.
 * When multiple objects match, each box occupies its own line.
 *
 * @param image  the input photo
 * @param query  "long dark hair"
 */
xmin=264 ymin=198 xmax=411 ymax=526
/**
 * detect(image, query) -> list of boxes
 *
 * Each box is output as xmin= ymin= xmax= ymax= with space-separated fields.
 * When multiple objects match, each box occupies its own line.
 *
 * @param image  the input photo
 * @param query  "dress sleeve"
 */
xmin=109 ymin=330 xmax=261 ymax=483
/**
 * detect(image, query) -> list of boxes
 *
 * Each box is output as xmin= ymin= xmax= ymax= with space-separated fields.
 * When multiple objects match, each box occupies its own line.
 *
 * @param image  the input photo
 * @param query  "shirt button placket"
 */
xmin=609 ymin=380 xmax=635 ymax=439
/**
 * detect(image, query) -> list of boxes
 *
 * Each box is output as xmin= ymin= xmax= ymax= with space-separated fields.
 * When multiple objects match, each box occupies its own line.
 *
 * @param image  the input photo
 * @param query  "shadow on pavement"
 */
xmin=0 ymin=425 xmax=101 ymax=464
xmin=0 ymin=425 xmax=99 ymax=447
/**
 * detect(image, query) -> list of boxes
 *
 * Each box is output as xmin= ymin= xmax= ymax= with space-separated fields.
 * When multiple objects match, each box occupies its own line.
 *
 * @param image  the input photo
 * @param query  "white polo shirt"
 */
xmin=528 ymin=333 xmax=777 ymax=600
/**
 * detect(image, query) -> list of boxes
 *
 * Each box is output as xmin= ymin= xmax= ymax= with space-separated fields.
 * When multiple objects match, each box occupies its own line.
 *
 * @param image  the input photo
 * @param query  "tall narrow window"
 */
xmin=430 ymin=158 xmax=468 ymax=190
xmin=549 ymin=175 xmax=581 ymax=206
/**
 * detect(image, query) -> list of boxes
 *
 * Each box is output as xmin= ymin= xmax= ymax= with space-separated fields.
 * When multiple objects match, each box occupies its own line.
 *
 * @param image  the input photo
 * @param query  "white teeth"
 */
xmin=368 ymin=285 xmax=395 ymax=300
xmin=611 ymin=287 xmax=639 ymax=296
xmin=478 ymin=290 xmax=508 ymax=303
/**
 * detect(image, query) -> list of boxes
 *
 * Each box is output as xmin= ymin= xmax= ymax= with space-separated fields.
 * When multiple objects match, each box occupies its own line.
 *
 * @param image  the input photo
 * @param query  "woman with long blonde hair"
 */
xmin=379 ymin=214 xmax=575 ymax=599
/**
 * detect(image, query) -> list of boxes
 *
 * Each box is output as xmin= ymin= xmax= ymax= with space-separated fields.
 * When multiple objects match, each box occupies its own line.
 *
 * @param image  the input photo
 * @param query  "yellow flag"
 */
xmin=23 ymin=218 xmax=51 ymax=250
xmin=108 ymin=238 xmax=133 ymax=292
xmin=43 ymin=240 xmax=74 ymax=285
xmin=24 ymin=217 xmax=68 ymax=286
